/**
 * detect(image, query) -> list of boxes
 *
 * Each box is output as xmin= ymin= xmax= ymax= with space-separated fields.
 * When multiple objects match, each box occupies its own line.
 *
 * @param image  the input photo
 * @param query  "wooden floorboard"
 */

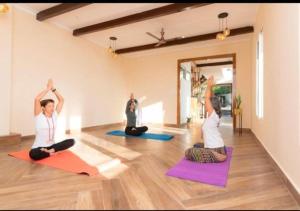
xmin=0 ymin=123 xmax=299 ymax=210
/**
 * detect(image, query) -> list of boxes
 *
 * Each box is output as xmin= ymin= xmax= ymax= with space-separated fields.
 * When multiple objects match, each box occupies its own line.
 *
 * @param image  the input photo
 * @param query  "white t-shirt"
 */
xmin=202 ymin=110 xmax=224 ymax=149
xmin=31 ymin=111 xmax=58 ymax=149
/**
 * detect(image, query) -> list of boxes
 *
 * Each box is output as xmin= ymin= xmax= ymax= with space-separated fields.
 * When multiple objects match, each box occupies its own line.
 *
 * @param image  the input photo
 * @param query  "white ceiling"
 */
xmin=14 ymin=3 xmax=258 ymax=54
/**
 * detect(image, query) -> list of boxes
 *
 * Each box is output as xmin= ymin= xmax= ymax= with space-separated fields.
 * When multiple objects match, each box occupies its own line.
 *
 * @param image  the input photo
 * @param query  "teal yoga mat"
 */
xmin=106 ymin=130 xmax=173 ymax=141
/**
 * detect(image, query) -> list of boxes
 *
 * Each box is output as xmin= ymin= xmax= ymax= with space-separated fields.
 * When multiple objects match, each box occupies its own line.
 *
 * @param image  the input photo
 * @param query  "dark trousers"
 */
xmin=29 ymin=139 xmax=75 ymax=161
xmin=125 ymin=126 xmax=148 ymax=136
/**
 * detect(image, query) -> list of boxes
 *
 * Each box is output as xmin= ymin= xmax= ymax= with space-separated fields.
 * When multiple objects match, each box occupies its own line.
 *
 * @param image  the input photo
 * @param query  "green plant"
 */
xmin=212 ymin=86 xmax=231 ymax=95
xmin=236 ymin=94 xmax=242 ymax=109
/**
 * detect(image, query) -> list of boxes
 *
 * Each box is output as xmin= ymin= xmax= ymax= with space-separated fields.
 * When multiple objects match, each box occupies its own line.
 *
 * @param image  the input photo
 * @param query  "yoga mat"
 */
xmin=8 ymin=150 xmax=99 ymax=176
xmin=166 ymin=147 xmax=233 ymax=187
xmin=106 ymin=130 xmax=173 ymax=141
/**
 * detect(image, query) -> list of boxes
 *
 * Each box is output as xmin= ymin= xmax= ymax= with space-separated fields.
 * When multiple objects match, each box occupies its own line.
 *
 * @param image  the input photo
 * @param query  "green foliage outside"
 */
xmin=212 ymin=85 xmax=231 ymax=95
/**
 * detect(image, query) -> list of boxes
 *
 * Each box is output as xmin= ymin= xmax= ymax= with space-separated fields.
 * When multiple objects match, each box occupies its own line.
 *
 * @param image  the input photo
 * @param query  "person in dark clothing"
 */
xmin=125 ymin=93 xmax=148 ymax=136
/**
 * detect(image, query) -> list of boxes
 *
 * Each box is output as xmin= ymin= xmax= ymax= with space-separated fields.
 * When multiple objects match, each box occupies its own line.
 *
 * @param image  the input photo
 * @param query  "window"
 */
xmin=256 ymin=30 xmax=264 ymax=118
xmin=186 ymin=72 xmax=191 ymax=81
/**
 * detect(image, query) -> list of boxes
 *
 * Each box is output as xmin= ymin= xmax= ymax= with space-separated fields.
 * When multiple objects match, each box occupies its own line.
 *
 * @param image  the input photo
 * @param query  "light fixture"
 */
xmin=216 ymin=12 xmax=230 ymax=40
xmin=107 ymin=36 xmax=118 ymax=58
xmin=216 ymin=33 xmax=226 ymax=41
xmin=0 ymin=4 xmax=9 ymax=13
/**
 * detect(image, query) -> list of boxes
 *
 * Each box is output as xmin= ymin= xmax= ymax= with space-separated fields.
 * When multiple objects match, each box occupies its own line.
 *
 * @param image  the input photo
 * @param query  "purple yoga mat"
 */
xmin=166 ymin=147 xmax=233 ymax=187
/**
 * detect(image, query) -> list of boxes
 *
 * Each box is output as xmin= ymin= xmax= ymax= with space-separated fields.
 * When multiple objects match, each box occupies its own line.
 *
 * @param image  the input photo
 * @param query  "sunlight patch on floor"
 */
xmin=148 ymin=127 xmax=187 ymax=135
xmin=64 ymin=134 xmax=130 ymax=179
xmin=78 ymin=133 xmax=142 ymax=160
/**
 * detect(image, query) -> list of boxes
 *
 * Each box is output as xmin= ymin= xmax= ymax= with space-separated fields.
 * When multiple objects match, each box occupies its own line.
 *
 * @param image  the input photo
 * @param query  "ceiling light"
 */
xmin=216 ymin=33 xmax=226 ymax=40
xmin=0 ymin=4 xmax=9 ymax=13
xmin=216 ymin=12 xmax=230 ymax=40
xmin=224 ymin=28 xmax=230 ymax=36
xmin=107 ymin=36 xmax=118 ymax=58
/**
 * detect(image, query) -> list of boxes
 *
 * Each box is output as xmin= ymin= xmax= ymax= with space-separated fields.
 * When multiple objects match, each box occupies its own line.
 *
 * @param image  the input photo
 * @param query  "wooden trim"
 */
xmin=232 ymin=54 xmax=237 ymax=131
xmin=80 ymin=123 xmax=123 ymax=132
xmin=21 ymin=122 xmax=181 ymax=141
xmin=73 ymin=3 xmax=212 ymax=36
xmin=116 ymin=26 xmax=254 ymax=54
xmin=196 ymin=61 xmax=233 ymax=67
xmin=0 ymin=133 xmax=21 ymax=146
xmin=21 ymin=122 xmax=124 ymax=140
xmin=21 ymin=135 xmax=35 ymax=141
xmin=36 ymin=3 xmax=92 ymax=21
xmin=252 ymin=131 xmax=300 ymax=206
xmin=163 ymin=123 xmax=180 ymax=128
xmin=233 ymin=128 xmax=252 ymax=133
xmin=177 ymin=53 xmax=237 ymax=130
xmin=215 ymin=82 xmax=232 ymax=87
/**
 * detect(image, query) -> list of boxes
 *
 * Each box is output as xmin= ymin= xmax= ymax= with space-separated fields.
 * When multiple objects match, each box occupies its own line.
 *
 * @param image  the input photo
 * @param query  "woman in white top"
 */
xmin=29 ymin=79 xmax=75 ymax=160
xmin=185 ymin=76 xmax=227 ymax=163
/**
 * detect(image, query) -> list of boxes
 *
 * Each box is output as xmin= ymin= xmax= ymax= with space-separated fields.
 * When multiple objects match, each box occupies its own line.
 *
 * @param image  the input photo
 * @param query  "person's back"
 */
xmin=185 ymin=76 xmax=227 ymax=163
xmin=125 ymin=98 xmax=137 ymax=127
xmin=202 ymin=110 xmax=224 ymax=149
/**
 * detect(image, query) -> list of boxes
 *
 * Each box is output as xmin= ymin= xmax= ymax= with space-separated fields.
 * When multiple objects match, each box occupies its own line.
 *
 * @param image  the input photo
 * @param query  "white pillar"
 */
xmin=0 ymin=6 xmax=12 ymax=135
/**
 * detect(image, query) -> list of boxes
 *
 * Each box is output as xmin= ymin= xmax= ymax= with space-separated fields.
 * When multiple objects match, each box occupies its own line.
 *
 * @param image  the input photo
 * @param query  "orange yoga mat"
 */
xmin=8 ymin=150 xmax=99 ymax=176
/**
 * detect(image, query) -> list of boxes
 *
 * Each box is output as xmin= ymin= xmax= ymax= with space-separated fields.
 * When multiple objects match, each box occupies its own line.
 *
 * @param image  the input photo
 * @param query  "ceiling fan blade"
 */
xmin=146 ymin=32 xmax=161 ymax=41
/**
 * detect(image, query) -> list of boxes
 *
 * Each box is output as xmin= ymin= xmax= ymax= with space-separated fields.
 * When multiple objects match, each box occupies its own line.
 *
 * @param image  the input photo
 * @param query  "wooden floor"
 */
xmin=0 ymin=122 xmax=299 ymax=210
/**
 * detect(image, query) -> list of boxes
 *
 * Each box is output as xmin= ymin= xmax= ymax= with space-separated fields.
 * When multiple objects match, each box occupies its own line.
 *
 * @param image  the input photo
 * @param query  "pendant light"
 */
xmin=107 ymin=36 xmax=118 ymax=58
xmin=223 ymin=14 xmax=230 ymax=36
xmin=0 ymin=4 xmax=9 ymax=13
xmin=216 ymin=12 xmax=230 ymax=40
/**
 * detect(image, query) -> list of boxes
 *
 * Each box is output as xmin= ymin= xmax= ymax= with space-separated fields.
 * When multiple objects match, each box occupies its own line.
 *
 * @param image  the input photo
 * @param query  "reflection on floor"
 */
xmin=0 ymin=123 xmax=299 ymax=209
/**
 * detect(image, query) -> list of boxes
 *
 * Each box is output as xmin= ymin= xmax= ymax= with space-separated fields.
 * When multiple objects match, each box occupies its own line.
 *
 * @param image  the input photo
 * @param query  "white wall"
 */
xmin=180 ymin=62 xmax=192 ymax=124
xmin=0 ymin=9 xmax=12 ymax=135
xmin=125 ymin=38 xmax=253 ymax=127
xmin=251 ymin=3 xmax=300 ymax=193
xmin=9 ymin=7 xmax=129 ymax=136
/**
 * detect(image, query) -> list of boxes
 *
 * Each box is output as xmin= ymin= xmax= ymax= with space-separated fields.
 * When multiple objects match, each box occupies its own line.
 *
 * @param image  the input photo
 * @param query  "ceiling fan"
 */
xmin=146 ymin=28 xmax=184 ymax=47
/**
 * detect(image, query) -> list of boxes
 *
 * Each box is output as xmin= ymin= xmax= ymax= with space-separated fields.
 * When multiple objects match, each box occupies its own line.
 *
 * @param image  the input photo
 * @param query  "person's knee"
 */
xmin=215 ymin=153 xmax=227 ymax=162
xmin=185 ymin=148 xmax=193 ymax=159
xmin=66 ymin=139 xmax=75 ymax=147
xmin=219 ymin=154 xmax=227 ymax=162
xmin=29 ymin=150 xmax=42 ymax=161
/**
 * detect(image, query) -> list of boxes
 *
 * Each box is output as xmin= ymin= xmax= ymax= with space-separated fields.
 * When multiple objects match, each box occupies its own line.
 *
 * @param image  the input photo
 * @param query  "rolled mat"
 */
xmin=106 ymin=130 xmax=173 ymax=141
xmin=166 ymin=147 xmax=233 ymax=187
xmin=8 ymin=150 xmax=99 ymax=176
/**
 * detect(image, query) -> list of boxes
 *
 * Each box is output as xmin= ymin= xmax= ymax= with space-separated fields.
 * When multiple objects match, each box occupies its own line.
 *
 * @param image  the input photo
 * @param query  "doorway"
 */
xmin=177 ymin=53 xmax=237 ymax=130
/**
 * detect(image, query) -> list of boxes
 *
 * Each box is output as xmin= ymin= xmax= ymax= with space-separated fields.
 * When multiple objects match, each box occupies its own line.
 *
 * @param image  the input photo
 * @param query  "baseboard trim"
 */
xmin=21 ymin=122 xmax=124 ymax=140
xmin=234 ymin=128 xmax=252 ymax=133
xmin=0 ymin=133 xmax=21 ymax=146
xmin=21 ymin=122 xmax=179 ymax=141
xmin=66 ymin=122 xmax=124 ymax=134
xmin=251 ymin=131 xmax=300 ymax=206
xmin=164 ymin=123 xmax=181 ymax=128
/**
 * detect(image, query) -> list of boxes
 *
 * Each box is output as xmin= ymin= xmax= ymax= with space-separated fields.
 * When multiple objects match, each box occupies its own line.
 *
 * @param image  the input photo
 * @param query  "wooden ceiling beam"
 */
xmin=73 ymin=3 xmax=212 ymax=36
xmin=197 ymin=61 xmax=233 ymax=67
xmin=115 ymin=26 xmax=254 ymax=54
xmin=36 ymin=3 xmax=92 ymax=21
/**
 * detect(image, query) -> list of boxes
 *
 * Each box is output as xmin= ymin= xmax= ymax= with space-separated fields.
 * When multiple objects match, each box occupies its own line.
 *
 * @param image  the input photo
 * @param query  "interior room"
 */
xmin=0 ymin=3 xmax=300 ymax=210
